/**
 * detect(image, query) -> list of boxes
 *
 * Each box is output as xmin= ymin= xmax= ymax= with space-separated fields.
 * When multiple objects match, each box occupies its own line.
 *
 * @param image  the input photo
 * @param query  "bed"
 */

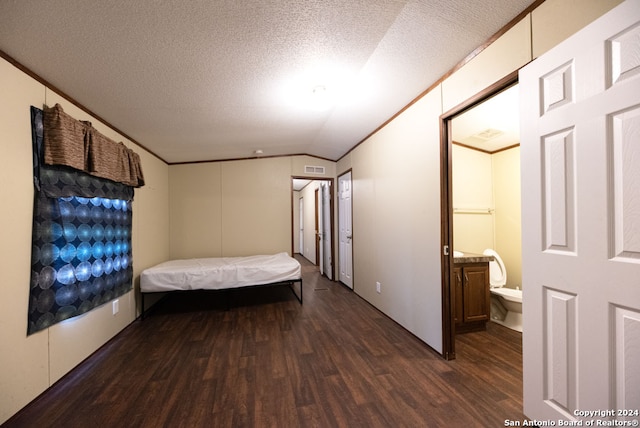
xmin=140 ymin=252 xmax=302 ymax=318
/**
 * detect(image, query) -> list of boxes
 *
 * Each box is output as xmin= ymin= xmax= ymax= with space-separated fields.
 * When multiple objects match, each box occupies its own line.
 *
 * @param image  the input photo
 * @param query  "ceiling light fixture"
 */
xmin=277 ymin=64 xmax=357 ymax=112
xmin=310 ymin=84 xmax=332 ymax=111
xmin=313 ymin=85 xmax=327 ymax=96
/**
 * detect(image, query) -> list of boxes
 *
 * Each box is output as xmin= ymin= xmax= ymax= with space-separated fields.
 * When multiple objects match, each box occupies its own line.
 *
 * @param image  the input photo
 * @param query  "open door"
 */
xmin=315 ymin=188 xmax=321 ymax=267
xmin=321 ymin=181 xmax=333 ymax=280
xmin=520 ymin=0 xmax=640 ymax=421
xmin=299 ymin=197 xmax=304 ymax=256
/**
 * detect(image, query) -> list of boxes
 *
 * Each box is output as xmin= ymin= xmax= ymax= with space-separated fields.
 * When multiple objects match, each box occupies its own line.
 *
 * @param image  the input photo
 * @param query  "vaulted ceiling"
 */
xmin=0 ymin=0 xmax=534 ymax=163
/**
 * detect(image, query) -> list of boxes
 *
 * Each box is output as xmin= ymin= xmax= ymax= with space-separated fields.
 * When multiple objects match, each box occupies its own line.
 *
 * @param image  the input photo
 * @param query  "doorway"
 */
xmin=292 ymin=177 xmax=335 ymax=280
xmin=441 ymin=71 xmax=521 ymax=359
xmin=315 ymin=188 xmax=320 ymax=266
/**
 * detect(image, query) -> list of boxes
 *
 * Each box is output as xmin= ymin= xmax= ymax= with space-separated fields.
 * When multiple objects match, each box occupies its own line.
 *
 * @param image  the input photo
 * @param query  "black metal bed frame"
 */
xmin=140 ymin=278 xmax=303 ymax=319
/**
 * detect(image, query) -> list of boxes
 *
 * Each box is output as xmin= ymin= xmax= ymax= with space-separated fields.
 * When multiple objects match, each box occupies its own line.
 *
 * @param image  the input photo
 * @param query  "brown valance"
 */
xmin=43 ymin=104 xmax=145 ymax=187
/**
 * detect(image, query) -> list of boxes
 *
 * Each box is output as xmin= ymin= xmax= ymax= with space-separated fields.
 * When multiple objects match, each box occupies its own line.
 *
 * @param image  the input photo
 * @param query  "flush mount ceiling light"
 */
xmin=278 ymin=64 xmax=357 ymax=112
xmin=309 ymin=84 xmax=332 ymax=111
xmin=312 ymin=84 xmax=327 ymax=98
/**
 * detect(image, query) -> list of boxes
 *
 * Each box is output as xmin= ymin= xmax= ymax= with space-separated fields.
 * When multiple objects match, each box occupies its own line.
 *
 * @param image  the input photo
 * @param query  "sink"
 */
xmin=453 ymin=251 xmax=464 ymax=257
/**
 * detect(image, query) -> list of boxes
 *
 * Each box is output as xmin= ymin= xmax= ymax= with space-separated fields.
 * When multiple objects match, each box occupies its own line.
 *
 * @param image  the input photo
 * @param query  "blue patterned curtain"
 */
xmin=28 ymin=107 xmax=133 ymax=335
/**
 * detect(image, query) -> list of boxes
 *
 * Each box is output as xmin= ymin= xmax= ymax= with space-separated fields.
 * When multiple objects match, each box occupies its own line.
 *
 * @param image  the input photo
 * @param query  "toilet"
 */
xmin=484 ymin=249 xmax=523 ymax=332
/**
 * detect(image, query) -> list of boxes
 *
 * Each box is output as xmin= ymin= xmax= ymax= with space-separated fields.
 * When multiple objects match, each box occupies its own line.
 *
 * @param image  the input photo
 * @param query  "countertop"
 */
xmin=453 ymin=252 xmax=494 ymax=264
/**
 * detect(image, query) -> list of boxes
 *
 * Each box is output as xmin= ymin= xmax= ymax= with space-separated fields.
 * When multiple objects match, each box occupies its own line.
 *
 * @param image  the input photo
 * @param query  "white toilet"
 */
xmin=484 ymin=249 xmax=523 ymax=332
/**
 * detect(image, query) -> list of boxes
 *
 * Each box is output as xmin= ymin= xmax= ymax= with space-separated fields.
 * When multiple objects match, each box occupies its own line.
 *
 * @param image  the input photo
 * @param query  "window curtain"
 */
xmin=43 ymin=103 xmax=144 ymax=188
xmin=28 ymin=106 xmax=140 ymax=335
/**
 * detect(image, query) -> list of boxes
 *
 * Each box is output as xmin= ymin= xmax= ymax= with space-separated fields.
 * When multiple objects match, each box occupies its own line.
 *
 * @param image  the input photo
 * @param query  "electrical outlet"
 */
xmin=376 ymin=282 xmax=381 ymax=294
xmin=112 ymin=299 xmax=119 ymax=315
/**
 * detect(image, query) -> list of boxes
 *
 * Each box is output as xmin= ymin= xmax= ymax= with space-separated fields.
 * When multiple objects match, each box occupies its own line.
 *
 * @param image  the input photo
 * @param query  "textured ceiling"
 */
xmin=0 ymin=0 xmax=534 ymax=163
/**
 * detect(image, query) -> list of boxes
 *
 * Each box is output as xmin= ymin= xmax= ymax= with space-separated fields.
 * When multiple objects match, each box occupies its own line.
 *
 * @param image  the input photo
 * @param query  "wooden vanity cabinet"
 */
xmin=453 ymin=262 xmax=490 ymax=333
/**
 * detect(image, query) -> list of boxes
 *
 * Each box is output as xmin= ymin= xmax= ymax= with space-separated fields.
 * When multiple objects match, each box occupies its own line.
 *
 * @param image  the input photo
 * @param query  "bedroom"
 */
xmin=0 ymin=0 xmax=634 ymax=424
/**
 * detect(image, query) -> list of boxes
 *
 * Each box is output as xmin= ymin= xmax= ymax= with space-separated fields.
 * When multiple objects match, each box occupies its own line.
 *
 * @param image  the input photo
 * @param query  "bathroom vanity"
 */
xmin=453 ymin=252 xmax=493 ymax=333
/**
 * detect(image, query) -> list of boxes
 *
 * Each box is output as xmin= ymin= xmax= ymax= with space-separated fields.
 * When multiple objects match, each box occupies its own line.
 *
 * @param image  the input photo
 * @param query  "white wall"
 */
xmin=0 ymin=57 xmax=170 ymax=424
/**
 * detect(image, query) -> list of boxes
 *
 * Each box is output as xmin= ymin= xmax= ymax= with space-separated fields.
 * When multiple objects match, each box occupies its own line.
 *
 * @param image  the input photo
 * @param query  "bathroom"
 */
xmin=451 ymin=84 xmax=522 ymax=332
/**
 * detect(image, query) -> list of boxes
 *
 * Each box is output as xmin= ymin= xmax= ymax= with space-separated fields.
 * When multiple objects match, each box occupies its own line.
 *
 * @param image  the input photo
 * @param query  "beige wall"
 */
xmin=452 ymin=145 xmax=522 ymax=289
xmin=169 ymin=156 xmax=336 ymax=260
xmin=531 ymin=0 xmax=625 ymax=58
xmin=346 ymin=87 xmax=444 ymax=352
xmin=442 ymin=17 xmax=532 ymax=113
xmin=169 ymin=163 xmax=223 ymax=258
xmin=493 ymin=147 xmax=522 ymax=289
xmin=0 ymin=57 xmax=49 ymax=426
xmin=0 ymin=58 xmax=170 ymax=424
xmin=452 ymin=145 xmax=495 ymax=255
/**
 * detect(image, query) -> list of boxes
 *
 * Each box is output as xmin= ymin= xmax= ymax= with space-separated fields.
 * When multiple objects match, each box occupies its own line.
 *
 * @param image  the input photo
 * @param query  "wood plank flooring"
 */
xmin=5 ymin=255 xmax=525 ymax=427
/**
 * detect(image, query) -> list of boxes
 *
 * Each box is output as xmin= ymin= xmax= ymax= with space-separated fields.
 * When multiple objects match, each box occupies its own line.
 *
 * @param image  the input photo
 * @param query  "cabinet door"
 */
xmin=453 ymin=267 xmax=463 ymax=324
xmin=462 ymin=266 xmax=489 ymax=323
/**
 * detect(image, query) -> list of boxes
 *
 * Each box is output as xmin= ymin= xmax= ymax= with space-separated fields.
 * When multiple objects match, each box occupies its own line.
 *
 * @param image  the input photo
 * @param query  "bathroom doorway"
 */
xmin=441 ymin=72 xmax=522 ymax=359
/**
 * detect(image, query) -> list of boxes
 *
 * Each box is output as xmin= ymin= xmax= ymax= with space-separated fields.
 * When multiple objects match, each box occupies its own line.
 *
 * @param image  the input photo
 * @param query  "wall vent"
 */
xmin=304 ymin=165 xmax=325 ymax=174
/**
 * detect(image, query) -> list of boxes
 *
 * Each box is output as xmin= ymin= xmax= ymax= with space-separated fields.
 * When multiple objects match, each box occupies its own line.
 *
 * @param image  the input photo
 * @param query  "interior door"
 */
xmin=321 ymin=182 xmax=333 ymax=280
xmin=299 ymin=197 xmax=304 ymax=256
xmin=339 ymin=171 xmax=353 ymax=288
xmin=520 ymin=0 xmax=640 ymax=422
xmin=316 ymin=187 xmax=323 ymax=270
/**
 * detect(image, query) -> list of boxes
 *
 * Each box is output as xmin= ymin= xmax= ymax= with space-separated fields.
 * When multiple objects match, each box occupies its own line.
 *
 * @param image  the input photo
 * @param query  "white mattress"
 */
xmin=140 ymin=252 xmax=302 ymax=293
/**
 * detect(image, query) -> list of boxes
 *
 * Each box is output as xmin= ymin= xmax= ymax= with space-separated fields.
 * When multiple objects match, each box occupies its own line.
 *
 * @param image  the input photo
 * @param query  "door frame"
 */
xmin=315 ymin=188 xmax=320 ymax=266
xmin=440 ymin=70 xmax=520 ymax=360
xmin=299 ymin=197 xmax=304 ymax=256
xmin=320 ymin=181 xmax=333 ymax=279
xmin=291 ymin=176 xmax=336 ymax=280
xmin=338 ymin=169 xmax=354 ymax=289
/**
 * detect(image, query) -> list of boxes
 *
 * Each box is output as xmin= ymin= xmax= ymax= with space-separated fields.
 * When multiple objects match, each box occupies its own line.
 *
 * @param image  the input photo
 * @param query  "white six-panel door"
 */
xmin=339 ymin=172 xmax=353 ymax=289
xmin=322 ymin=181 xmax=333 ymax=280
xmin=520 ymin=0 xmax=640 ymax=422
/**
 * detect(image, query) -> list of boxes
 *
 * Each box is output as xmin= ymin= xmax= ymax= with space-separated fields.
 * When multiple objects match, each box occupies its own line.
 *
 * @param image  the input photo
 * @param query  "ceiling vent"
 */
xmin=473 ymin=128 xmax=504 ymax=141
xmin=304 ymin=165 xmax=325 ymax=174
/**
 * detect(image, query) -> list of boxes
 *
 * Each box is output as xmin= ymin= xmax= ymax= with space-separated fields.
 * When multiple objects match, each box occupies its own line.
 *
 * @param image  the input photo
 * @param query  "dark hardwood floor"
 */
xmin=5 ymin=255 xmax=525 ymax=427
